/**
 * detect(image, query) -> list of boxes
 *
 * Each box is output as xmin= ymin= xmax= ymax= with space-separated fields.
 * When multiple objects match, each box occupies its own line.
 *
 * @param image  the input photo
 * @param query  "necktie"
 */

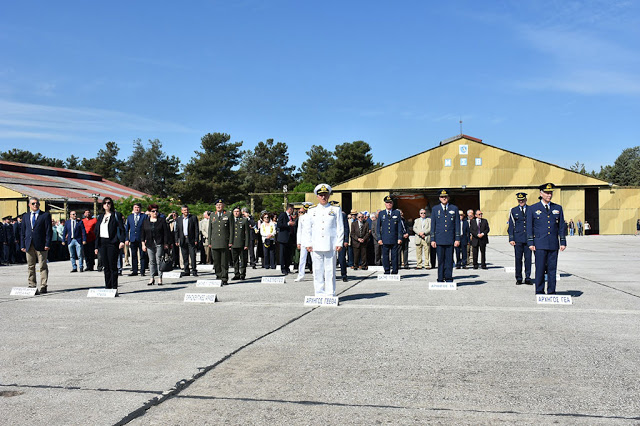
xmin=134 ymin=214 xmax=139 ymax=227
xmin=520 ymin=206 xmax=524 ymax=214
xmin=545 ymin=204 xmax=549 ymax=213
xmin=31 ymin=212 xmax=36 ymax=229
xmin=460 ymin=221 xmax=463 ymax=236
xmin=477 ymin=219 xmax=480 ymax=227
xmin=72 ymin=220 xmax=75 ymax=238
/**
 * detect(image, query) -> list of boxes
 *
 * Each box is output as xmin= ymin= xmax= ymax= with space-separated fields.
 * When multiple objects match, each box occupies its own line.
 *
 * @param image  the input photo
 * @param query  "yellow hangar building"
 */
xmin=316 ymin=135 xmax=640 ymax=235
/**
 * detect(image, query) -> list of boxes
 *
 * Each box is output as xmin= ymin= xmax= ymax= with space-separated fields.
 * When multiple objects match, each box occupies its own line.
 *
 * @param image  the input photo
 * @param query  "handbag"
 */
xmin=159 ymin=253 xmax=173 ymax=272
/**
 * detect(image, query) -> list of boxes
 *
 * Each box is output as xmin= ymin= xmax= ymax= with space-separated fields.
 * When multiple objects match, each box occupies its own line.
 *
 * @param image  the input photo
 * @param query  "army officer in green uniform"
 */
xmin=208 ymin=198 xmax=233 ymax=285
xmin=230 ymin=206 xmax=250 ymax=281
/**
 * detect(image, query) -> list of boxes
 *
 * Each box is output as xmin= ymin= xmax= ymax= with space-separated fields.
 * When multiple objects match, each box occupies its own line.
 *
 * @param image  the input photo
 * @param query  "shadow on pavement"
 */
xmin=340 ymin=292 xmax=389 ymax=302
xmin=125 ymin=286 xmax=188 ymax=295
xmin=457 ymin=281 xmax=486 ymax=287
xmin=556 ymin=290 xmax=583 ymax=297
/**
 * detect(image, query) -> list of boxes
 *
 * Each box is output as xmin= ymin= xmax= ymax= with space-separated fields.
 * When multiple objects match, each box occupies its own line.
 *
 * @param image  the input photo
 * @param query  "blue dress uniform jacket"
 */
xmin=430 ymin=204 xmax=461 ymax=281
xmin=376 ymin=210 xmax=403 ymax=244
xmin=508 ymin=205 xmax=532 ymax=282
xmin=508 ymin=206 xmax=528 ymax=244
xmin=526 ymin=201 xmax=567 ymax=294
xmin=377 ymin=209 xmax=403 ymax=274
xmin=526 ymin=202 xmax=567 ymax=250
xmin=430 ymin=205 xmax=461 ymax=245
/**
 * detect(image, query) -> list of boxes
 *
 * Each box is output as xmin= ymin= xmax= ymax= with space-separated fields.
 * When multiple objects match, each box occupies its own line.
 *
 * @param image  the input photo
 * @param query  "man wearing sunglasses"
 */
xmin=21 ymin=197 xmax=53 ymax=294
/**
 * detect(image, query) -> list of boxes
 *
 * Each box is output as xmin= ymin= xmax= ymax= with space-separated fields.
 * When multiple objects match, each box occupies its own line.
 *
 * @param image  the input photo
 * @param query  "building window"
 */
xmin=475 ymin=158 xmax=482 ymax=166
xmin=460 ymin=158 xmax=467 ymax=166
xmin=444 ymin=159 xmax=452 ymax=167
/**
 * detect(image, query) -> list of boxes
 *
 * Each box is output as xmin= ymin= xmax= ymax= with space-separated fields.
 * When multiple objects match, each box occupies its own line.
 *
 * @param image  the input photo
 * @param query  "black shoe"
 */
xmin=437 ymin=280 xmax=444 ymax=283
xmin=535 ymin=292 xmax=545 ymax=295
xmin=222 ymin=281 xmax=228 ymax=286
xmin=516 ymin=280 xmax=523 ymax=285
xmin=70 ymin=269 xmax=77 ymax=273
xmin=141 ymin=272 xmax=146 ymax=277
xmin=547 ymin=292 xmax=556 ymax=295
xmin=473 ymin=266 xmax=479 ymax=269
xmin=40 ymin=287 xmax=47 ymax=294
xmin=192 ymin=272 xmax=198 ymax=277
xmin=384 ymin=271 xmax=390 ymax=275
xmin=240 ymin=275 xmax=246 ymax=280
xmin=462 ymin=266 xmax=467 ymax=269
xmin=481 ymin=266 xmax=488 ymax=270
xmin=524 ymin=278 xmax=532 ymax=285
xmin=118 ymin=271 xmax=123 ymax=276
xmin=128 ymin=272 xmax=138 ymax=276
xmin=232 ymin=275 xmax=240 ymax=280
xmin=455 ymin=266 xmax=461 ymax=269
xmin=342 ymin=276 xmax=348 ymax=282
xmin=97 ymin=267 xmax=103 ymax=272
xmin=252 ymin=265 xmax=257 ymax=269
xmin=183 ymin=271 xmax=190 ymax=276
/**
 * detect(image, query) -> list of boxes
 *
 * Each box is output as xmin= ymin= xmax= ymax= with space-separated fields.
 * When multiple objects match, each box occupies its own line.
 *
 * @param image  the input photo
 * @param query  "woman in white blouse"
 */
xmin=259 ymin=213 xmax=276 ymax=269
xmin=94 ymin=197 xmax=125 ymax=291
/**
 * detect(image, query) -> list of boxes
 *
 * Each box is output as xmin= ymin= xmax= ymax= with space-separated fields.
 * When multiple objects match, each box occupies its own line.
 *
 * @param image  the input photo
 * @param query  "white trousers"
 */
xmin=297 ymin=247 xmax=309 ymax=280
xmin=311 ymin=250 xmax=336 ymax=297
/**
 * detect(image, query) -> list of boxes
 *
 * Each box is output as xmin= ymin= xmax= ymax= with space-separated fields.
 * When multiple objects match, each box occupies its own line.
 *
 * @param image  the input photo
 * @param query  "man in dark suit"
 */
xmin=470 ymin=209 xmax=490 ymax=269
xmin=125 ymin=203 xmax=147 ymax=276
xmin=430 ymin=189 xmax=461 ymax=282
xmin=230 ymin=206 xmax=250 ymax=280
xmin=13 ymin=216 xmax=25 ymax=263
xmin=455 ymin=210 xmax=470 ymax=269
xmin=62 ymin=210 xmax=87 ymax=273
xmin=350 ymin=212 xmax=370 ymax=270
xmin=508 ymin=192 xmax=532 ymax=285
xmin=276 ymin=204 xmax=296 ymax=275
xmin=527 ymin=183 xmax=567 ymax=295
xmin=175 ymin=204 xmax=199 ymax=277
xmin=21 ymin=197 xmax=53 ymax=294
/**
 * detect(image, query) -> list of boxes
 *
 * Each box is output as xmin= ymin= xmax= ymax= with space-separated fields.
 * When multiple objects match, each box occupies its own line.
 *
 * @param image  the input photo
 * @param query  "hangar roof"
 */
xmin=0 ymin=160 xmax=147 ymax=202
xmin=333 ymin=135 xmax=609 ymax=191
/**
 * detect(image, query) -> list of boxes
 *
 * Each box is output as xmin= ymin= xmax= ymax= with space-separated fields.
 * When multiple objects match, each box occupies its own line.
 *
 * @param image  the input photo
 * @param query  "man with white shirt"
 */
xmin=527 ymin=183 xmax=567 ymax=295
xmin=21 ymin=197 xmax=53 ymax=294
xmin=305 ymin=184 xmax=344 ymax=297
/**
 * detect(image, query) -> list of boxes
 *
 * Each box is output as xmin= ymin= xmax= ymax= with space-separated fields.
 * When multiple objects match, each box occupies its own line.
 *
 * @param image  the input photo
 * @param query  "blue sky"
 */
xmin=1 ymin=0 xmax=639 ymax=174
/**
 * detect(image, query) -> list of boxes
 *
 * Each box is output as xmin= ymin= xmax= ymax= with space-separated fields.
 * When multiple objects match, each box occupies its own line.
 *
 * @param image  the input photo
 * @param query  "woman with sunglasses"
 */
xmin=94 ymin=197 xmax=125 ymax=292
xmin=141 ymin=204 xmax=170 ymax=285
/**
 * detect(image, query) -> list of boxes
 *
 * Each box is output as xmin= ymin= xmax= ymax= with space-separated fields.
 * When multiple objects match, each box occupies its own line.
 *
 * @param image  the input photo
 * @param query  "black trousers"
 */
xmin=84 ymin=240 xmax=95 ymax=270
xmin=472 ymin=244 xmax=487 ymax=267
xmin=99 ymin=239 xmax=119 ymax=289
xmin=279 ymin=242 xmax=293 ymax=273
xmin=129 ymin=241 xmax=146 ymax=273
xmin=180 ymin=241 xmax=197 ymax=274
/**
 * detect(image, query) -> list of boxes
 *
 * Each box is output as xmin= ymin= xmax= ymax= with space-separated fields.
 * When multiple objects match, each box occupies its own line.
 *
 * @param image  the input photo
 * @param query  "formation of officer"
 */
xmin=376 ymin=195 xmax=403 ymax=275
xmin=208 ymin=198 xmax=232 ymax=285
xmin=508 ymin=192 xmax=532 ymax=285
xmin=230 ymin=206 xmax=250 ymax=281
xmin=430 ymin=189 xmax=461 ymax=282
xmin=304 ymin=184 xmax=344 ymax=297
xmin=527 ymin=183 xmax=567 ymax=295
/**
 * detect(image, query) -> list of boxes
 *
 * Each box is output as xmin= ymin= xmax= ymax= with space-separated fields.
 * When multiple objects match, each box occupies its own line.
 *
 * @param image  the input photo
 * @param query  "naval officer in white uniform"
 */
xmin=305 ymin=183 xmax=344 ymax=297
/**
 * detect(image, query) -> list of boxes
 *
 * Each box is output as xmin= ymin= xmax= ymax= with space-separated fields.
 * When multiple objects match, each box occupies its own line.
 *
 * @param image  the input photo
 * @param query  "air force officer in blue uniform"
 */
xmin=526 ymin=183 xmax=567 ymax=295
xmin=376 ymin=195 xmax=403 ymax=274
xmin=430 ymin=189 xmax=460 ymax=282
xmin=508 ymin=192 xmax=532 ymax=285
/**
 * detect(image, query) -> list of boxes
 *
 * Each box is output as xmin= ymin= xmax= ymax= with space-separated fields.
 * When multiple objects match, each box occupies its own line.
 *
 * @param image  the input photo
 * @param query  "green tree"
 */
xmin=299 ymin=145 xmax=335 ymax=184
xmin=81 ymin=141 xmax=123 ymax=181
xmin=608 ymin=147 xmax=640 ymax=186
xmin=120 ymin=139 xmax=181 ymax=197
xmin=174 ymin=133 xmax=243 ymax=204
xmin=289 ymin=182 xmax=315 ymax=203
xmin=239 ymin=138 xmax=297 ymax=211
xmin=0 ymin=148 xmax=64 ymax=167
xmin=329 ymin=140 xmax=382 ymax=184
xmin=65 ymin=155 xmax=81 ymax=170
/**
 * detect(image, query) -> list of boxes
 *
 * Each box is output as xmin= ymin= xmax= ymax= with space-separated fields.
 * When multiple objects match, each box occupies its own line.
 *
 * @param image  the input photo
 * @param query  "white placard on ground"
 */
xmin=536 ymin=294 xmax=572 ymax=305
xmin=261 ymin=276 xmax=286 ymax=284
xmin=10 ymin=287 xmax=37 ymax=296
xmin=184 ymin=293 xmax=217 ymax=303
xmin=378 ymin=274 xmax=400 ymax=281
xmin=504 ymin=267 xmax=515 ymax=273
xmin=368 ymin=266 xmax=385 ymax=272
xmin=429 ymin=282 xmax=457 ymax=290
xmin=196 ymin=280 xmax=222 ymax=287
xmin=163 ymin=271 xmax=182 ymax=279
xmin=304 ymin=296 xmax=339 ymax=307
xmin=196 ymin=264 xmax=214 ymax=272
xmin=87 ymin=288 xmax=117 ymax=298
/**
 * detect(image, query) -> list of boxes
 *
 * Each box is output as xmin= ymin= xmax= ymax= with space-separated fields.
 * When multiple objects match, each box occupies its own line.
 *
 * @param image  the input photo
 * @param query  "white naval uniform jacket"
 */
xmin=296 ymin=213 xmax=311 ymax=248
xmin=305 ymin=203 xmax=344 ymax=252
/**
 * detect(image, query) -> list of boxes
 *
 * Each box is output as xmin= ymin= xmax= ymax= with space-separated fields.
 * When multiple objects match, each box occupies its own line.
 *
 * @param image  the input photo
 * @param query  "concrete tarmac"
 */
xmin=1 ymin=235 xmax=639 ymax=425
